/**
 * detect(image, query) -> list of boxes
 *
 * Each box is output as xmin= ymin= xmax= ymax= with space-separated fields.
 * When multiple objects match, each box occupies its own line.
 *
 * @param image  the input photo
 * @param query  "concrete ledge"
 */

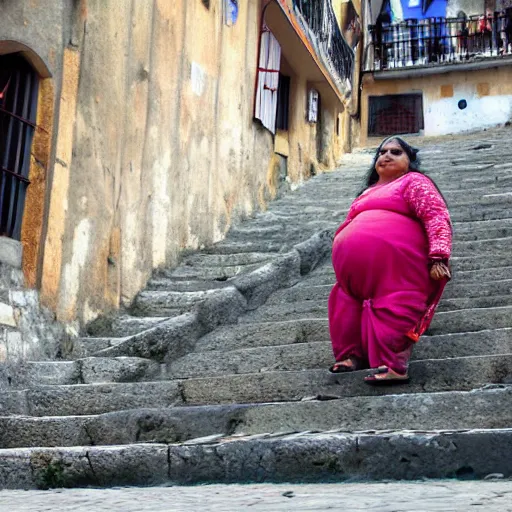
xmin=1 ymin=429 xmax=512 ymax=489
xmin=0 ymin=238 xmax=22 ymax=269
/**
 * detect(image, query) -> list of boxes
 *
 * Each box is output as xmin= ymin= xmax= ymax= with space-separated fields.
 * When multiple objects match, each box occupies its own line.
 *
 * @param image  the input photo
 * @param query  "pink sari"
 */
xmin=328 ymin=172 xmax=452 ymax=374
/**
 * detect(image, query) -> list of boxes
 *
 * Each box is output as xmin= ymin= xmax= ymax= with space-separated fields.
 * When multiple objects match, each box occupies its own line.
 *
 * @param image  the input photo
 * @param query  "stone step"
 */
xmin=224 ymin=225 xmax=338 ymax=244
xmin=273 ymin=185 xmax=512 ymax=207
xmin=429 ymin=305 xmax=512 ymax=334
xmin=305 ymin=250 xmax=512 ymax=276
xmin=0 ymin=387 xmax=510 ymax=450
xmin=3 ymin=357 xmax=160 ymax=387
xmin=268 ymin=280 xmax=512 ymax=305
xmin=195 ymin=319 xmax=331 ymax=352
xmin=9 ymin=381 xmax=183 ymax=416
xmin=450 ymin=207 xmax=512 ymax=223
xmin=2 ymin=427 xmax=512 ymax=487
xmin=178 ymin=353 xmax=512 ymax=405
xmin=202 ymin=240 xmax=287 ymax=255
xmin=453 ymin=236 xmax=512 ymax=253
xmin=168 ymin=331 xmax=512 ymax=378
xmin=67 ymin=337 xmax=126 ymax=359
xmin=110 ymin=315 xmax=168 ymax=337
xmin=3 ymin=353 xmax=511 ymax=415
xmin=132 ymin=289 xmax=230 ymax=317
xmin=196 ymin=300 xmax=512 ymax=350
xmin=164 ymin=263 xmax=263 ymax=281
xmin=238 ymin=298 xmax=512 ymax=326
xmin=453 ymin=266 xmax=512 ymax=283
xmin=146 ymin=278 xmax=229 ymax=292
xmin=182 ymin=252 xmax=276 ymax=267
xmin=437 ymin=295 xmax=512 ymax=312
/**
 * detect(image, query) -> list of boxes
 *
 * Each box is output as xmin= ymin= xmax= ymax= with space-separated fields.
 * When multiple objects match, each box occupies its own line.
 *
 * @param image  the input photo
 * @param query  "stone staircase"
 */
xmin=2 ymin=129 xmax=512 ymax=488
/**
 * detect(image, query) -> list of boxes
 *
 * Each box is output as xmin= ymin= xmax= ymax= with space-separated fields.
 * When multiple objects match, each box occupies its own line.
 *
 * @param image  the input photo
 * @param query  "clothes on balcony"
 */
xmin=328 ymin=171 xmax=451 ymax=374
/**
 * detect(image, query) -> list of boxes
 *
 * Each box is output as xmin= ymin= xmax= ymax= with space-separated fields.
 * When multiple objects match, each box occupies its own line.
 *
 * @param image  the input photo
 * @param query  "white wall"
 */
xmin=424 ymin=85 xmax=512 ymax=136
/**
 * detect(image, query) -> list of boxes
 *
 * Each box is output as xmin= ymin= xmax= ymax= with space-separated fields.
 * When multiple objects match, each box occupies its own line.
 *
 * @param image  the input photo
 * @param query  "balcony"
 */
xmin=291 ymin=0 xmax=355 ymax=96
xmin=366 ymin=13 xmax=512 ymax=72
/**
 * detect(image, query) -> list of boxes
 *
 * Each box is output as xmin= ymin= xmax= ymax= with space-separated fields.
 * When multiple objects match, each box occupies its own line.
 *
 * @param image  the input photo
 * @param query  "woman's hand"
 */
xmin=430 ymin=262 xmax=451 ymax=280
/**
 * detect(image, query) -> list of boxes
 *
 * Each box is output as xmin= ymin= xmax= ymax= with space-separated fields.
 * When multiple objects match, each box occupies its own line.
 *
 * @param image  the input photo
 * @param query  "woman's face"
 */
xmin=375 ymin=140 xmax=410 ymax=181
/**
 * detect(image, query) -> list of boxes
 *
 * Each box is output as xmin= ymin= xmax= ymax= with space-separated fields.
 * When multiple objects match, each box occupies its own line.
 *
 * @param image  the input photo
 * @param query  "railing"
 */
xmin=367 ymin=13 xmax=512 ymax=70
xmin=0 ymin=56 xmax=38 ymax=240
xmin=292 ymin=0 xmax=355 ymax=95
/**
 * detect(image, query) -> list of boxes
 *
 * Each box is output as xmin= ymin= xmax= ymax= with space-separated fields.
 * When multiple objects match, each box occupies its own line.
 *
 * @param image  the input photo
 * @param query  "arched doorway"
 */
xmin=0 ymin=53 xmax=39 ymax=240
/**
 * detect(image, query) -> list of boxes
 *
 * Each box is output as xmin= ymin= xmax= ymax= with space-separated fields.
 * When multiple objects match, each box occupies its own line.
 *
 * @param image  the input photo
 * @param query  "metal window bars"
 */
xmin=0 ymin=54 xmax=39 ymax=240
xmin=292 ymin=0 xmax=355 ymax=97
xmin=368 ymin=12 xmax=512 ymax=71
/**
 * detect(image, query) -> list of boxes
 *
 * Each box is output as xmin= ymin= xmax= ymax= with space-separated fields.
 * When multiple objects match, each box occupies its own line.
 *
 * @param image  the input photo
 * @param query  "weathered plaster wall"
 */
xmin=38 ymin=0 xmax=346 ymax=326
xmin=38 ymin=0 xmax=275 ymax=324
xmin=360 ymin=65 xmax=512 ymax=143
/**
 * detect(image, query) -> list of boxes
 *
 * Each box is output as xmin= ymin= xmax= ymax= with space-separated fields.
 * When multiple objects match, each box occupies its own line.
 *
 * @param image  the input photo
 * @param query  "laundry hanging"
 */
xmin=254 ymin=25 xmax=281 ymax=134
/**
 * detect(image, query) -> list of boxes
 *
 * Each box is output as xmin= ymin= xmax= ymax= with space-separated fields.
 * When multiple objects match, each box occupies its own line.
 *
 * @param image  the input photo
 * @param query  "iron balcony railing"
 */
xmin=292 ymin=0 xmax=355 ymax=96
xmin=367 ymin=13 xmax=512 ymax=70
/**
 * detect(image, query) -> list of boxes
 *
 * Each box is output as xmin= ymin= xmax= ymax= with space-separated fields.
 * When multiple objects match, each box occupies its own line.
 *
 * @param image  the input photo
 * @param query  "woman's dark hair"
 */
xmin=358 ymin=136 xmax=449 ymax=210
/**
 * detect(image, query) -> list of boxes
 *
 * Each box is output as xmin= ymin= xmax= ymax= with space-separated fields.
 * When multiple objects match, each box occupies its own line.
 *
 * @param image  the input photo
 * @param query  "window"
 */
xmin=254 ymin=26 xmax=281 ymax=133
xmin=275 ymin=74 xmax=290 ymax=131
xmin=0 ymin=54 xmax=39 ymax=240
xmin=368 ymin=93 xmax=424 ymax=136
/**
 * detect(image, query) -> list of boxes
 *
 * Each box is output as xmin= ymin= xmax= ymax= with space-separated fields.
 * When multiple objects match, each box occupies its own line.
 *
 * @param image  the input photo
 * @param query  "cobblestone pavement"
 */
xmin=1 ymin=481 xmax=512 ymax=511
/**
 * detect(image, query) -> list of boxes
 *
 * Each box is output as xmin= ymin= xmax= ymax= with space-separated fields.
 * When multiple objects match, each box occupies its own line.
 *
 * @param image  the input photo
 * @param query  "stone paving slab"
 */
xmin=0 ymin=480 xmax=511 ymax=511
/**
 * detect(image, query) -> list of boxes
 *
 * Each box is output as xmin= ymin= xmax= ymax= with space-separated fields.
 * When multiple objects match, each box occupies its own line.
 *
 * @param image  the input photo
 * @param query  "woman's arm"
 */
xmin=402 ymin=173 xmax=452 ymax=262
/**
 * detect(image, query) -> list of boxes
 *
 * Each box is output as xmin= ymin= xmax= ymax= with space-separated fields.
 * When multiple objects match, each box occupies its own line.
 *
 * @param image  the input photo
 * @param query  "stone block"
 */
xmin=95 ymin=312 xmax=204 ymax=362
xmin=26 ymin=381 xmax=183 ymax=416
xmin=231 ymin=251 xmax=301 ymax=309
xmin=0 ymin=239 xmax=22 ymax=269
xmin=86 ymin=444 xmax=169 ymax=487
xmin=0 ymin=303 xmax=16 ymax=328
xmin=78 ymin=357 xmax=160 ymax=383
xmin=293 ymin=229 xmax=333 ymax=275
xmin=194 ymin=286 xmax=247 ymax=332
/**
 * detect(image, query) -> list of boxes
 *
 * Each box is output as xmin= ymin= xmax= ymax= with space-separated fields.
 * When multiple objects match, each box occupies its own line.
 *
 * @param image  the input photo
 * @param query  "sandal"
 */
xmin=364 ymin=366 xmax=410 ymax=385
xmin=329 ymin=356 xmax=363 ymax=374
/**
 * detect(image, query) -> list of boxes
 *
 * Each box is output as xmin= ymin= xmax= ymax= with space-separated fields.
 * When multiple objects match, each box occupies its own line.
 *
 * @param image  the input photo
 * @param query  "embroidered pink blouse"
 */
xmin=336 ymin=172 xmax=452 ymax=260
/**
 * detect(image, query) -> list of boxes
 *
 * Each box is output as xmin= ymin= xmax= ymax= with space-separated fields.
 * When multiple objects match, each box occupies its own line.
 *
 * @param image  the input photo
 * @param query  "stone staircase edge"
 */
xmin=2 ymin=428 xmax=512 ymax=489
xmin=87 ymin=229 xmax=335 ymax=362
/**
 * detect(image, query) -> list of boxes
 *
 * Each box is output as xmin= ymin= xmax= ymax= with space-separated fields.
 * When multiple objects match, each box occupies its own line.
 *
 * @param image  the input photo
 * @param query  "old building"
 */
xmin=0 ymin=0 xmax=354 ymax=353
xmin=348 ymin=0 xmax=512 ymax=143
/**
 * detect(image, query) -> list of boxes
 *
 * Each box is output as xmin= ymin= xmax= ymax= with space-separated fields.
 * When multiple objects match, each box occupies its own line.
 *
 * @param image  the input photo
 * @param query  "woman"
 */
xmin=328 ymin=136 xmax=451 ymax=384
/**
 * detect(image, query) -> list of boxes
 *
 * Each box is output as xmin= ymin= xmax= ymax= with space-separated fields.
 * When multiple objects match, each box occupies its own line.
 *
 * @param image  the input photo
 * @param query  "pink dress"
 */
xmin=328 ymin=172 xmax=452 ymax=374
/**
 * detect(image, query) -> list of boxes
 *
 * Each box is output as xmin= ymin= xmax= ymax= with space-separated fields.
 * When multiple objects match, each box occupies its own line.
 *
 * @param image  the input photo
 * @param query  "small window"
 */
xmin=0 ymin=54 xmax=39 ymax=240
xmin=275 ymin=74 xmax=290 ymax=131
xmin=368 ymin=93 xmax=423 ymax=136
xmin=202 ymin=0 xmax=210 ymax=9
